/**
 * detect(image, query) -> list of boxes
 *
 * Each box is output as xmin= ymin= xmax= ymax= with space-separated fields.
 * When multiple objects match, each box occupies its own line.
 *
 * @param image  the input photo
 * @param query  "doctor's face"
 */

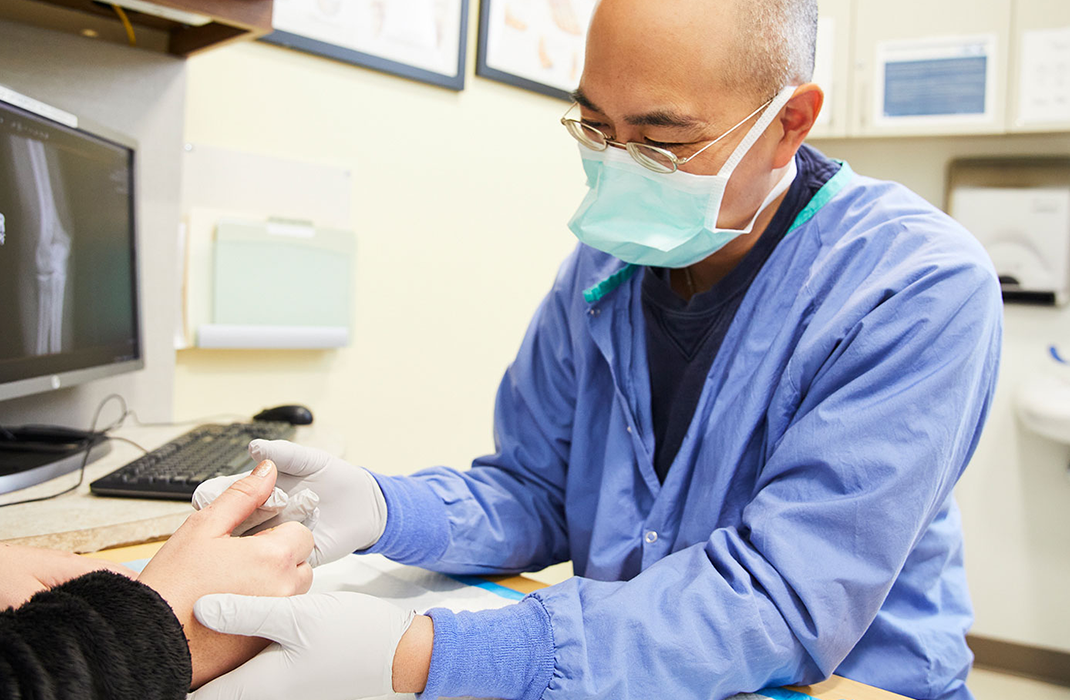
xmin=575 ymin=0 xmax=790 ymax=229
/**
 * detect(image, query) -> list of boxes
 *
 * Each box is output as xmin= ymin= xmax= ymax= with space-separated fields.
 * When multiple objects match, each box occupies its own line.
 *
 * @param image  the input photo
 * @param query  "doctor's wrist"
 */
xmin=392 ymin=613 xmax=434 ymax=693
xmin=365 ymin=474 xmax=449 ymax=566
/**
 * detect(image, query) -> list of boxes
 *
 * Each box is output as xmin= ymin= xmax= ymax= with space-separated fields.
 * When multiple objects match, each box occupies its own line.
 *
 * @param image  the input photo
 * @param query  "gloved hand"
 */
xmin=193 ymin=440 xmax=387 ymax=567
xmin=188 ymin=591 xmax=416 ymax=700
xmin=191 ymin=474 xmax=321 ymax=538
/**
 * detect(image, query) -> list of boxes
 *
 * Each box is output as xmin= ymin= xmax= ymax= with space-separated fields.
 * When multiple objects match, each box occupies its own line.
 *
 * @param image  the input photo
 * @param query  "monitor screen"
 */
xmin=0 ymin=95 xmax=141 ymax=400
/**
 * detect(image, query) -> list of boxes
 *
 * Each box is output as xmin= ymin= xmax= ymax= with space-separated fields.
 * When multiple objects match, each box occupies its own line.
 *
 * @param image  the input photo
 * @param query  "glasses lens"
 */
xmin=627 ymin=144 xmax=677 ymax=173
xmin=563 ymin=119 xmax=608 ymax=150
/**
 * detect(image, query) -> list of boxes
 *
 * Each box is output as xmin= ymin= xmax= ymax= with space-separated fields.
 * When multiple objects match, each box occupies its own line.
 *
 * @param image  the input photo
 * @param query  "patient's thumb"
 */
xmin=198 ymin=461 xmax=278 ymax=536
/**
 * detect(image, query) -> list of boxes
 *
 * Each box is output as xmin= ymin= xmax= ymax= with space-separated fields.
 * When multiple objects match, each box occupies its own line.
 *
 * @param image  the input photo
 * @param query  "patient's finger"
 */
xmin=198 ymin=462 xmax=278 ymax=536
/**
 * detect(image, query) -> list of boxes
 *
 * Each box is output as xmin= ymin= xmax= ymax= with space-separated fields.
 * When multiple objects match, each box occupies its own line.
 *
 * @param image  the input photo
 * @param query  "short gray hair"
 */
xmin=733 ymin=0 xmax=818 ymax=98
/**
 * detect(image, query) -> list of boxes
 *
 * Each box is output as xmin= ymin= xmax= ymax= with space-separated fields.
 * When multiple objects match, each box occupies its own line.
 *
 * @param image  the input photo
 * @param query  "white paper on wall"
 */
xmin=1018 ymin=26 xmax=1070 ymax=126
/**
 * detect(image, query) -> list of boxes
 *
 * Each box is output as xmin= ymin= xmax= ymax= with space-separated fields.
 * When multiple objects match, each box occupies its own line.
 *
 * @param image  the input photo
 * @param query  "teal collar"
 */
xmin=581 ymin=160 xmax=855 ymax=304
xmin=786 ymin=160 xmax=853 ymax=234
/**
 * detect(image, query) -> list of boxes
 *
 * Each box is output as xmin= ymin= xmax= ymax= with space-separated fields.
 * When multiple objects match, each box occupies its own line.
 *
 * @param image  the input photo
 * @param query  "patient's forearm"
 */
xmin=185 ymin=616 xmax=270 ymax=689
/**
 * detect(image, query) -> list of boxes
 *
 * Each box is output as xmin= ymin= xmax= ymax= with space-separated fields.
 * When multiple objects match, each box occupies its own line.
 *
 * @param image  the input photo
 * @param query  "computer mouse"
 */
xmin=253 ymin=404 xmax=314 ymax=426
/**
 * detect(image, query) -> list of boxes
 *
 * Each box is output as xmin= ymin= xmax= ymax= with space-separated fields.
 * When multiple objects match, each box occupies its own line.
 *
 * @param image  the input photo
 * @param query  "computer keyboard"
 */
xmin=89 ymin=422 xmax=296 ymax=500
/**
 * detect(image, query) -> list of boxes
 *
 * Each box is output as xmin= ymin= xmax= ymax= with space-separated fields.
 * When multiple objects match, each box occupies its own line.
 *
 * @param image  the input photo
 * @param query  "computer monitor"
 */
xmin=0 ymin=86 xmax=143 ymax=493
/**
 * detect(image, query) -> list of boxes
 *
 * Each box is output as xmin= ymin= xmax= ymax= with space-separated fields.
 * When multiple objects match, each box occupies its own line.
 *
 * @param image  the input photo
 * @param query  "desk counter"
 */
xmin=0 ymin=424 xmax=330 ymax=553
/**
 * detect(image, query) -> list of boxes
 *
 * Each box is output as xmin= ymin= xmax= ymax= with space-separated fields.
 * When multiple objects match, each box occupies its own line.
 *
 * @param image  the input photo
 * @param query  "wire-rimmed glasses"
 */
xmin=560 ymin=96 xmax=775 ymax=174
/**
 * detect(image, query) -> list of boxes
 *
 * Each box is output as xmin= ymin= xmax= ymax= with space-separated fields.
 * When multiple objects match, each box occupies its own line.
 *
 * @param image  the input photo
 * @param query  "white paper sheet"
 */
xmin=1018 ymin=26 xmax=1070 ymax=126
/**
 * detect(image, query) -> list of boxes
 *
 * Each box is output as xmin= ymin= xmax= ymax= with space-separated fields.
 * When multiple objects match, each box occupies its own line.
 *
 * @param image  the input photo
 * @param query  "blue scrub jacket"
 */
xmin=372 ymin=164 xmax=1003 ymax=700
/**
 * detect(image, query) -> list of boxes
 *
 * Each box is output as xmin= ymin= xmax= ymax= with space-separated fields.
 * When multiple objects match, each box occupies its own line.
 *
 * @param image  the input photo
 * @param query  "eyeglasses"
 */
xmin=560 ymin=96 xmax=776 ymax=174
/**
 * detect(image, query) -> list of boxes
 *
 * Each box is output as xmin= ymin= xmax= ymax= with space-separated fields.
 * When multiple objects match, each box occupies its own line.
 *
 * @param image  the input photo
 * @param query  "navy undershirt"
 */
xmin=642 ymin=144 xmax=841 ymax=483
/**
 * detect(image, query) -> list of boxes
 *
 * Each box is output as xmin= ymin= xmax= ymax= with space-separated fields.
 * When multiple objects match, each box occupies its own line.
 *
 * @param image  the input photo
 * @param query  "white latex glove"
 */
xmin=189 ymin=591 xmax=415 ymax=700
xmin=191 ymin=474 xmax=320 ymax=536
xmin=193 ymin=440 xmax=387 ymax=567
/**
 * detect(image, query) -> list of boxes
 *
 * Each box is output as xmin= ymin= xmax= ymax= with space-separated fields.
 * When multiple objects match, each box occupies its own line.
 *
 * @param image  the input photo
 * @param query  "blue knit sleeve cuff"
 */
xmin=419 ymin=598 xmax=556 ymax=700
xmin=364 ymin=474 xmax=449 ymax=567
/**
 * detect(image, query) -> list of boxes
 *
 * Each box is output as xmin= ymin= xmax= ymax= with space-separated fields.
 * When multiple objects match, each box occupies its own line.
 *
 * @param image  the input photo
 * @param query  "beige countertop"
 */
xmin=0 ymin=423 xmax=338 ymax=553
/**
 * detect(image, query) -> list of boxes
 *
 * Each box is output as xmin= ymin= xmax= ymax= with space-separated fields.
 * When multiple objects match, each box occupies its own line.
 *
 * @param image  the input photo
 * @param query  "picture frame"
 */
xmin=476 ymin=0 xmax=596 ymax=101
xmin=262 ymin=0 xmax=470 ymax=91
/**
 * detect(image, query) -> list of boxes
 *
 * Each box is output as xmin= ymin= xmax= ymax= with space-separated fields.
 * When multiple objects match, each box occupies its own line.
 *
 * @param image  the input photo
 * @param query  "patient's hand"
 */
xmin=0 ymin=544 xmax=136 ymax=610
xmin=139 ymin=460 xmax=314 ymax=689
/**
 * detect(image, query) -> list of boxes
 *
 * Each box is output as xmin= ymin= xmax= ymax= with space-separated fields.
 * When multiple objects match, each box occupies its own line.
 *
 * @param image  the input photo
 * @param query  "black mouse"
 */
xmin=253 ymin=404 xmax=314 ymax=425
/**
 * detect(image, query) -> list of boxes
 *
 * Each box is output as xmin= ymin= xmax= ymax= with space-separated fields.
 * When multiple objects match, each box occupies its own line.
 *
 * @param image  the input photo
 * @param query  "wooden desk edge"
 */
xmin=91 ymin=549 xmax=911 ymax=700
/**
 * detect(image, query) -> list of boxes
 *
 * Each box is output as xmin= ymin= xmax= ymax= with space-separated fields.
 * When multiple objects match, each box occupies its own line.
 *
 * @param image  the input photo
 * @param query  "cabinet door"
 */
xmin=849 ymin=0 xmax=1012 ymax=137
xmin=808 ymin=0 xmax=853 ymax=139
xmin=1009 ymin=0 xmax=1070 ymax=133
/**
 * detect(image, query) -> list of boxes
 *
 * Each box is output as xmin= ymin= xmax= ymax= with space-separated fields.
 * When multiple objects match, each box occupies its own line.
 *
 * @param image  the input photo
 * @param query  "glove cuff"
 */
xmin=419 ymin=598 xmax=555 ymax=700
xmin=364 ymin=474 xmax=449 ymax=566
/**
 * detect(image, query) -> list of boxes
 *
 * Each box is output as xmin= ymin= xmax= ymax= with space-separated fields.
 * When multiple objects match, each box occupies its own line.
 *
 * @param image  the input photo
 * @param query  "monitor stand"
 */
xmin=0 ymin=429 xmax=112 ymax=496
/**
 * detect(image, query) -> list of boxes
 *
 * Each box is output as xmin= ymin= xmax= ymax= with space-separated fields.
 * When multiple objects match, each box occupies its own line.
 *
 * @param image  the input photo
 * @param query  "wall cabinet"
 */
xmin=1 ymin=0 xmax=272 ymax=56
xmin=848 ymin=0 xmax=1011 ymax=138
xmin=809 ymin=0 xmax=1069 ymax=139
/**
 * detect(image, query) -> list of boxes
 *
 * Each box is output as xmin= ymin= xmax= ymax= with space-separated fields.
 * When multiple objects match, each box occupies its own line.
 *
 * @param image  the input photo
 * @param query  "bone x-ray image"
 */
xmin=0 ymin=104 xmax=139 ymax=384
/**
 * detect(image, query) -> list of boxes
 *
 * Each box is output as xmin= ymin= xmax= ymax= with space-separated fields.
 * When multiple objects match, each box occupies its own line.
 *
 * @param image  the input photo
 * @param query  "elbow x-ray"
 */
xmin=8 ymin=136 xmax=75 ymax=356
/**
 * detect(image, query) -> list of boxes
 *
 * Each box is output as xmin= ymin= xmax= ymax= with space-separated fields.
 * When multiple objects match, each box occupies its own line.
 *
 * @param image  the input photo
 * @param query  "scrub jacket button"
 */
xmin=626 ymin=425 xmax=632 ymax=433
xmin=644 ymin=530 xmax=658 ymax=544
xmin=589 ymin=307 xmax=601 ymax=317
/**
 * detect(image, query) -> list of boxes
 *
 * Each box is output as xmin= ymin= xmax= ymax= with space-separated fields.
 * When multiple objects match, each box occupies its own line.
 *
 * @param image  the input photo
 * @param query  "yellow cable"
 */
xmin=111 ymin=4 xmax=136 ymax=47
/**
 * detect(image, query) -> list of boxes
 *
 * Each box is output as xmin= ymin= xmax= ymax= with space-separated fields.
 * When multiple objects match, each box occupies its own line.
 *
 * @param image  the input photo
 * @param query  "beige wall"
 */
xmin=178 ymin=32 xmax=1070 ymax=653
xmin=176 ymin=34 xmax=581 ymax=475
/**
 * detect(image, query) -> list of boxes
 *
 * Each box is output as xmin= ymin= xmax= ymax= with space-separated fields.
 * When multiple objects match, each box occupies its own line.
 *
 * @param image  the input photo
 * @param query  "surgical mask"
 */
xmin=567 ymin=86 xmax=798 ymax=269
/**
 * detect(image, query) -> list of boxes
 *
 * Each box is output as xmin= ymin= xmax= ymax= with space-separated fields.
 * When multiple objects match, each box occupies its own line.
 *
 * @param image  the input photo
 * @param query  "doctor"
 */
xmin=192 ymin=0 xmax=1001 ymax=698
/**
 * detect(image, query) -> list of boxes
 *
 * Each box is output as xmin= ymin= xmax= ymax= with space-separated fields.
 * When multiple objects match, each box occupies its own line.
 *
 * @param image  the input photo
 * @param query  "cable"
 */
xmin=0 ymin=395 xmax=251 ymax=508
xmin=111 ymin=4 xmax=136 ymax=47
xmin=107 ymin=435 xmax=149 ymax=455
xmin=0 ymin=394 xmax=127 ymax=509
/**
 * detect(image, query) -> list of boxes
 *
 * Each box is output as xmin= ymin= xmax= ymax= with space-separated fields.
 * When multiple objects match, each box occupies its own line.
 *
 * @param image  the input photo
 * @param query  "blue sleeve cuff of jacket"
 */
xmin=419 ymin=597 xmax=556 ymax=700
xmin=364 ymin=473 xmax=449 ymax=567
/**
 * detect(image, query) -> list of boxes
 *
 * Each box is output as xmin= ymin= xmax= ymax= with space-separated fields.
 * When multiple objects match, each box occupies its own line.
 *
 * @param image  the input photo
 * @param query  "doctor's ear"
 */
xmin=772 ymin=84 xmax=824 ymax=168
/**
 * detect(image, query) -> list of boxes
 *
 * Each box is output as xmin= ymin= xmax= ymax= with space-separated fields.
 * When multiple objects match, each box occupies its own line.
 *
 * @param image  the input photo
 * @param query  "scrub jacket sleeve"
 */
xmin=409 ymin=254 xmax=1002 ymax=700
xmin=368 ymin=256 xmax=576 ymax=574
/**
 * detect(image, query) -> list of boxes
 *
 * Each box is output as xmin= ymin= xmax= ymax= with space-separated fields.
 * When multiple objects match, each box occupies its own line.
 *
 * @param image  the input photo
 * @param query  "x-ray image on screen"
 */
xmin=6 ymin=135 xmax=75 ymax=357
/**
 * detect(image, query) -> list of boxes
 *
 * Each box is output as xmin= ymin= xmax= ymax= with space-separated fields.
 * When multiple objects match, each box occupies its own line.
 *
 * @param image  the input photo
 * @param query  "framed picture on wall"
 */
xmin=476 ymin=0 xmax=596 ymax=100
xmin=262 ymin=0 xmax=470 ymax=91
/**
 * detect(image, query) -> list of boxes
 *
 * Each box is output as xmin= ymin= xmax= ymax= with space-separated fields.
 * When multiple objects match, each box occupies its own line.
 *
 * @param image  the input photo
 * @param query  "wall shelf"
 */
xmin=1 ymin=0 xmax=272 ymax=56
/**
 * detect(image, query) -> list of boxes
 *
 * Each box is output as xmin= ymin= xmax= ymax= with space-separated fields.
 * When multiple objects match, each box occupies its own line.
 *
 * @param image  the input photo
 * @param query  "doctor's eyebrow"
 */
xmin=569 ymin=88 xmax=705 ymax=129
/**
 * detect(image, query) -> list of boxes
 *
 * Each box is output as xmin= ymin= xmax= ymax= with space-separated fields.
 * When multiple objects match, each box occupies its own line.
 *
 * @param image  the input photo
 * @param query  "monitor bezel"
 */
xmin=0 ymin=87 xmax=145 ymax=402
